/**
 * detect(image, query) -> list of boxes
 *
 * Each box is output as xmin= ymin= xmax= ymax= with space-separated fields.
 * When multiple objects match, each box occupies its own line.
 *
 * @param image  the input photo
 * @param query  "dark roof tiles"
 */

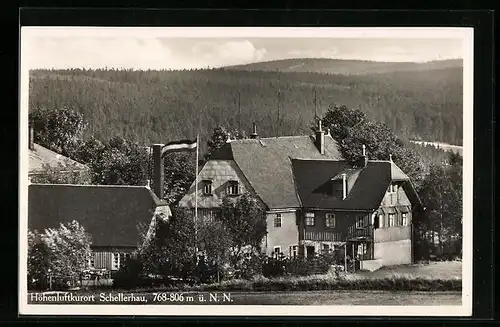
xmin=28 ymin=184 xmax=170 ymax=247
xmin=291 ymin=159 xmax=418 ymax=211
xmin=210 ymin=135 xmax=343 ymax=208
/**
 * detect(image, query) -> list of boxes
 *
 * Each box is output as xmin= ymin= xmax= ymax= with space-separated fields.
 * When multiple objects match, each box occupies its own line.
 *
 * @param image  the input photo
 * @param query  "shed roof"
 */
xmin=28 ymin=184 xmax=170 ymax=247
xmin=29 ymin=143 xmax=88 ymax=173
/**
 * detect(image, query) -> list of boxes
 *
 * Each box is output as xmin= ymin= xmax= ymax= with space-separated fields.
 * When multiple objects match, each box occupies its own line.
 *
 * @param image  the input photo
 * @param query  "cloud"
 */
xmin=192 ymin=40 xmax=267 ymax=67
xmin=24 ymin=37 xmax=175 ymax=70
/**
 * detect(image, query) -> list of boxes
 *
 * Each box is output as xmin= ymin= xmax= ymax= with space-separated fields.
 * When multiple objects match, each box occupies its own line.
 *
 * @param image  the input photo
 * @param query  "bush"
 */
xmin=202 ymin=275 xmax=462 ymax=292
xmin=112 ymin=257 xmax=144 ymax=289
xmin=261 ymin=252 xmax=342 ymax=278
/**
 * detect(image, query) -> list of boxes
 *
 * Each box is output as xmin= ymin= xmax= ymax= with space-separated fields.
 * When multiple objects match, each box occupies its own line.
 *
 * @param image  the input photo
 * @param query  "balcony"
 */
xmin=347 ymin=225 xmax=374 ymax=241
xmin=303 ymin=231 xmax=343 ymax=242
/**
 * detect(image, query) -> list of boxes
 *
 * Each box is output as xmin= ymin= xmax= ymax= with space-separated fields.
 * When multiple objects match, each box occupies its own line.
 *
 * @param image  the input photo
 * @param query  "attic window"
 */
xmin=227 ymin=181 xmax=239 ymax=196
xmin=389 ymin=183 xmax=397 ymax=193
xmin=203 ymin=180 xmax=213 ymax=195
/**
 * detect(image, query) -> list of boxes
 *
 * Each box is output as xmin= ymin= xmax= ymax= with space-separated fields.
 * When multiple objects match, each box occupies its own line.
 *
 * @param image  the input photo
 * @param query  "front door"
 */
xmin=306 ymin=246 xmax=315 ymax=258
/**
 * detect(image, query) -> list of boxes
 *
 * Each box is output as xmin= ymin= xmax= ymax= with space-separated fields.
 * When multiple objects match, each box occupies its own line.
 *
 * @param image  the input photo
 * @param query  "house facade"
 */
xmin=178 ymin=122 xmax=422 ymax=270
xmin=28 ymin=184 xmax=172 ymax=272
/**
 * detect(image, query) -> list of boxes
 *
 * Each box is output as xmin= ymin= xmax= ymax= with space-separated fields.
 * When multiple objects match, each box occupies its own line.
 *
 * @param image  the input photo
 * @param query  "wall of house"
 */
xmin=373 ymin=239 xmax=412 ymax=266
xmin=373 ymin=226 xmax=412 ymax=265
xmin=178 ymin=159 xmax=254 ymax=208
xmin=264 ymin=210 xmax=300 ymax=256
xmin=380 ymin=183 xmax=412 ymax=207
xmin=90 ymin=247 xmax=136 ymax=271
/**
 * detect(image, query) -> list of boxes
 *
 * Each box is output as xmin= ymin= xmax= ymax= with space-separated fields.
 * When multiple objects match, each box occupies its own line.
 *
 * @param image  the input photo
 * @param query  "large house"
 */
xmin=28 ymin=184 xmax=171 ymax=272
xmin=179 ymin=121 xmax=422 ymax=270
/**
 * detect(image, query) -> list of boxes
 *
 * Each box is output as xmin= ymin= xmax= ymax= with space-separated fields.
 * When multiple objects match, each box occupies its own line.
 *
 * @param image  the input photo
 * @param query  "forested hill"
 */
xmin=29 ymin=61 xmax=463 ymax=152
xmin=226 ymin=58 xmax=463 ymax=75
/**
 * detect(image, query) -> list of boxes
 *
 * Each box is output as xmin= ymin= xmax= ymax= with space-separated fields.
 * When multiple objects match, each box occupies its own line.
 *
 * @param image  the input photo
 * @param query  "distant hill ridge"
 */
xmin=29 ymin=60 xmax=463 ymax=153
xmin=225 ymin=58 xmax=463 ymax=75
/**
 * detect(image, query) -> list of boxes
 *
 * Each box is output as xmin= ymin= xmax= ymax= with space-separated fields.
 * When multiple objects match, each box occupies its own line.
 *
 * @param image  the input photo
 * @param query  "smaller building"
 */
xmin=28 ymin=184 xmax=171 ymax=272
xmin=28 ymin=122 xmax=90 ymax=183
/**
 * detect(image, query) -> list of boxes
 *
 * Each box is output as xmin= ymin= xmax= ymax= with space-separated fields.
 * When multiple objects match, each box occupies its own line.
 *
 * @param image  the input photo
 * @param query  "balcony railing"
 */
xmin=304 ymin=231 xmax=343 ymax=242
xmin=347 ymin=225 xmax=374 ymax=240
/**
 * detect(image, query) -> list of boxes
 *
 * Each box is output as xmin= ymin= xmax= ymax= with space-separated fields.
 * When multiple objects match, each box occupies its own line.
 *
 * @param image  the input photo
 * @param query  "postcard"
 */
xmin=19 ymin=26 xmax=473 ymax=316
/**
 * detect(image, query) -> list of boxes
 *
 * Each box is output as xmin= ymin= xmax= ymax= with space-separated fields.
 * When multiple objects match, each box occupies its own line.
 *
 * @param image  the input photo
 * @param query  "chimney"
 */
xmin=342 ymin=173 xmax=347 ymax=200
xmin=152 ymin=144 xmax=164 ymax=200
xmin=389 ymin=154 xmax=393 ymax=163
xmin=28 ymin=121 xmax=34 ymax=150
xmin=315 ymin=119 xmax=325 ymax=155
xmin=250 ymin=122 xmax=258 ymax=139
xmin=362 ymin=144 xmax=368 ymax=167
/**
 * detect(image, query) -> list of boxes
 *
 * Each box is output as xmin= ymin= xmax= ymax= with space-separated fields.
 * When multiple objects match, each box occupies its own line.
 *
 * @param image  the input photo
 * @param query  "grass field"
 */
xmin=354 ymin=261 xmax=462 ymax=280
xmin=27 ymin=261 xmax=463 ymax=306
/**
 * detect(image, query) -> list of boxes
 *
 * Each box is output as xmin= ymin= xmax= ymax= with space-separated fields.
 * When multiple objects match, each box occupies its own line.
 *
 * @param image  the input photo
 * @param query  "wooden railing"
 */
xmin=347 ymin=225 xmax=374 ymax=240
xmin=304 ymin=231 xmax=343 ymax=242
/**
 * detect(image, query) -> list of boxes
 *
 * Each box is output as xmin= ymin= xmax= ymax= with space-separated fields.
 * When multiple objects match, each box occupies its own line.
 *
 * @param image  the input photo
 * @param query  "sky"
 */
xmin=22 ymin=27 xmax=468 ymax=70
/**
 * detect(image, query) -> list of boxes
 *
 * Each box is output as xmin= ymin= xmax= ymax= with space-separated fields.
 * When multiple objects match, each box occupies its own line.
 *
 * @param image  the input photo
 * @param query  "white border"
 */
xmin=19 ymin=27 xmax=474 ymax=317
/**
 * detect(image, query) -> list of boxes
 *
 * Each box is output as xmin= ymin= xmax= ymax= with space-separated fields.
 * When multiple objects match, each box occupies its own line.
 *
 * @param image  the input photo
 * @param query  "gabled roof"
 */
xmin=291 ymin=159 xmax=421 ymax=211
xmin=209 ymin=135 xmax=343 ymax=208
xmin=28 ymin=184 xmax=170 ymax=247
xmin=29 ymin=143 xmax=88 ymax=173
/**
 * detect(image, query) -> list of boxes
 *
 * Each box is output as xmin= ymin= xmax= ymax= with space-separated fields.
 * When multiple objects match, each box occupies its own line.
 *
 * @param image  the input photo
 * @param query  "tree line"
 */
xmin=30 ymin=104 xmax=463 ymax=267
xmin=29 ymin=65 xmax=463 ymax=150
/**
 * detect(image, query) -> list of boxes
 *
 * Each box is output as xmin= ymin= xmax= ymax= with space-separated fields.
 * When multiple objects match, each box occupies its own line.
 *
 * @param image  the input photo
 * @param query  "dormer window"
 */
xmin=227 ymin=181 xmax=239 ymax=196
xmin=203 ymin=180 xmax=213 ymax=195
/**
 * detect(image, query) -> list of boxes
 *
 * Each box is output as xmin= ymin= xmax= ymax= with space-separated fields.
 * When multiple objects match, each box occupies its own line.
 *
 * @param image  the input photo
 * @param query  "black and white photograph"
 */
xmin=19 ymin=27 xmax=473 ymax=316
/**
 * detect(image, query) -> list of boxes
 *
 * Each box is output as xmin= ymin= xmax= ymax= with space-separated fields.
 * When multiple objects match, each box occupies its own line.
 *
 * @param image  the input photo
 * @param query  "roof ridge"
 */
xmin=29 ymin=183 xmax=149 ymax=189
xmin=232 ymin=135 xmax=311 ymax=142
xmin=292 ymin=157 xmax=348 ymax=162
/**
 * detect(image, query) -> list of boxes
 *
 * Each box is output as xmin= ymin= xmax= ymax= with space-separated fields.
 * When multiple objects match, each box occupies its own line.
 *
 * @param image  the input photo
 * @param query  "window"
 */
xmin=356 ymin=215 xmax=364 ymax=229
xmin=119 ymin=253 xmax=130 ymax=265
xmin=322 ymin=244 xmax=330 ymax=253
xmin=290 ymin=245 xmax=298 ymax=258
xmin=401 ymin=213 xmax=408 ymax=226
xmin=305 ymin=212 xmax=315 ymax=226
xmin=388 ymin=213 xmax=396 ymax=227
xmin=203 ymin=180 xmax=212 ymax=195
xmin=379 ymin=214 xmax=384 ymax=228
xmin=227 ymin=181 xmax=239 ymax=196
xmin=325 ymin=213 xmax=336 ymax=228
xmin=357 ymin=243 xmax=367 ymax=255
xmin=112 ymin=252 xmax=120 ymax=271
xmin=88 ymin=254 xmax=95 ymax=268
xmin=389 ymin=183 xmax=397 ymax=193
xmin=199 ymin=208 xmax=215 ymax=221
xmin=274 ymin=213 xmax=282 ymax=227
xmin=273 ymin=246 xmax=281 ymax=259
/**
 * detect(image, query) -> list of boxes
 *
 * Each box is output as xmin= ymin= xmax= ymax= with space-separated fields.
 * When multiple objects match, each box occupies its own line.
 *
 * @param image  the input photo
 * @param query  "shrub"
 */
xmin=112 ymin=257 xmax=144 ymax=289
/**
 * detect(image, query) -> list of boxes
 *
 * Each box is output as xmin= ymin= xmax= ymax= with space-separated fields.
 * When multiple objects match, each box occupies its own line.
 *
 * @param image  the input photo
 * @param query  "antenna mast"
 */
xmin=238 ymin=89 xmax=241 ymax=133
xmin=276 ymin=69 xmax=281 ymax=137
xmin=314 ymin=86 xmax=317 ymax=119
